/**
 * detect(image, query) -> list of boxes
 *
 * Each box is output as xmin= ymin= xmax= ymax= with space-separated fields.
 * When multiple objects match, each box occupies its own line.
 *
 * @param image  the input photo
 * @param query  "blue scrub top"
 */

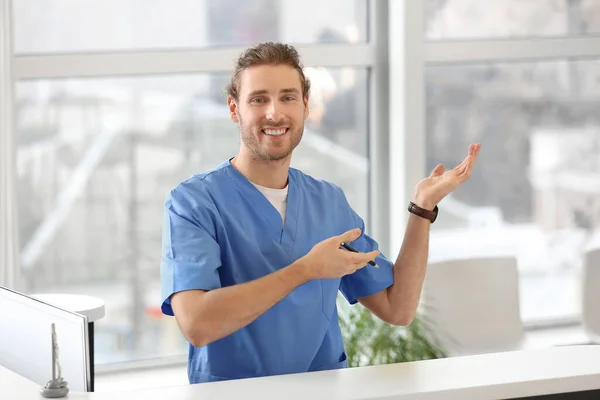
xmin=161 ymin=159 xmax=394 ymax=384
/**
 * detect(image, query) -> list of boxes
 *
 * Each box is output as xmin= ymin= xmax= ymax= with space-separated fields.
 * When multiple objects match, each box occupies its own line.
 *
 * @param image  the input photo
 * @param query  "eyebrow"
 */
xmin=247 ymin=88 xmax=301 ymax=98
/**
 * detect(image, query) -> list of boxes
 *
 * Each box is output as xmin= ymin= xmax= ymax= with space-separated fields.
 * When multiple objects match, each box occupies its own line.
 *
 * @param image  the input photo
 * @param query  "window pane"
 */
xmin=14 ymin=0 xmax=367 ymax=54
xmin=426 ymin=0 xmax=600 ymax=40
xmin=425 ymin=59 xmax=600 ymax=323
xmin=15 ymin=68 xmax=369 ymax=364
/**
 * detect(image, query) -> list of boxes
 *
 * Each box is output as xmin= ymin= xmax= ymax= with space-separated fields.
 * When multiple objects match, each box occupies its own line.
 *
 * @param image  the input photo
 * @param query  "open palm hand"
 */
xmin=413 ymin=144 xmax=482 ymax=210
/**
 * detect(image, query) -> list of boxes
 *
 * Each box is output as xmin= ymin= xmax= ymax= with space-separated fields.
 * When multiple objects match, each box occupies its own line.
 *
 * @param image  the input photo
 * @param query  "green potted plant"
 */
xmin=338 ymin=300 xmax=447 ymax=367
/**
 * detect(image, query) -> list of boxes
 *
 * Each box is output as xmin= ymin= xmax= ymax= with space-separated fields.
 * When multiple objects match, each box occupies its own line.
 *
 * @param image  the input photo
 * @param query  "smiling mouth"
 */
xmin=262 ymin=128 xmax=288 ymax=136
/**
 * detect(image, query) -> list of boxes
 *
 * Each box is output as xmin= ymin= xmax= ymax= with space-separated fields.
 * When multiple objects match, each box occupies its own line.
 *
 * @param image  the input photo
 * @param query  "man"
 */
xmin=160 ymin=42 xmax=481 ymax=384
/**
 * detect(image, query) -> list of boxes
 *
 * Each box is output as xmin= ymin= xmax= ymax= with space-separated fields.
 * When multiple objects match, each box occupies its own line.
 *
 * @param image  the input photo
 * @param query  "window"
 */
xmin=425 ymin=0 xmax=600 ymax=40
xmin=15 ymin=68 xmax=369 ymax=364
xmin=13 ymin=0 xmax=368 ymax=54
xmin=425 ymin=59 xmax=600 ymax=322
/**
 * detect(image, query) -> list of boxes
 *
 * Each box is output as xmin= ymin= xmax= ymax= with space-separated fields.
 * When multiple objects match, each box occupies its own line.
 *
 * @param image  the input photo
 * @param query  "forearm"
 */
xmin=187 ymin=260 xmax=311 ymax=347
xmin=382 ymin=143 xmax=480 ymax=323
xmin=388 ymin=214 xmax=431 ymax=322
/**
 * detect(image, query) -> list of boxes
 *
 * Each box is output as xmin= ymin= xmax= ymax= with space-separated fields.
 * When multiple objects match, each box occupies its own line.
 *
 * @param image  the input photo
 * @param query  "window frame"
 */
xmin=1 ymin=0 xmax=18 ymax=289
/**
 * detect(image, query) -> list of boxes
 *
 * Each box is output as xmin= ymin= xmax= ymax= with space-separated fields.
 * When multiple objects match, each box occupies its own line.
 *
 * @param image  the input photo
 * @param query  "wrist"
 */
xmin=289 ymin=257 xmax=315 ymax=283
xmin=408 ymin=200 xmax=439 ymax=223
xmin=412 ymin=196 xmax=436 ymax=211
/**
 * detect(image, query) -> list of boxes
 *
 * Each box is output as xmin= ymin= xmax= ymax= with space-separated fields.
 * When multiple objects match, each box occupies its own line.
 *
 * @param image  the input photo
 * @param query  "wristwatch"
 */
xmin=408 ymin=201 xmax=438 ymax=223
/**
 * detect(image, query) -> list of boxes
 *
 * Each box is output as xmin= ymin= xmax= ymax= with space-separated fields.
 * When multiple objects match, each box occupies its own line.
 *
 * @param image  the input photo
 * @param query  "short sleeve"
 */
xmin=338 ymin=204 xmax=394 ymax=305
xmin=160 ymin=186 xmax=222 ymax=316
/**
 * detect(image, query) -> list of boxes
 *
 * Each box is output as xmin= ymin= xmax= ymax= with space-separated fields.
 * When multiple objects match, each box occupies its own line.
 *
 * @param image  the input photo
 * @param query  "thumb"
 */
xmin=339 ymin=228 xmax=362 ymax=243
xmin=430 ymin=163 xmax=445 ymax=177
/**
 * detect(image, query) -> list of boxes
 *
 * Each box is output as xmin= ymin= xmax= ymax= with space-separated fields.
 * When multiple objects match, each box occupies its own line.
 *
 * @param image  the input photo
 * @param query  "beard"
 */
xmin=238 ymin=118 xmax=303 ymax=162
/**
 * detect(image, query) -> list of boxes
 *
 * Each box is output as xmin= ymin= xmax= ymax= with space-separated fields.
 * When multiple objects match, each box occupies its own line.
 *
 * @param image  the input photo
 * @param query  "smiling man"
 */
xmin=160 ymin=42 xmax=481 ymax=384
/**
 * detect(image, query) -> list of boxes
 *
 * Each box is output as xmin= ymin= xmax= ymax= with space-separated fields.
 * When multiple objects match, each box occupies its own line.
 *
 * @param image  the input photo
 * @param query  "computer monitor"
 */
xmin=0 ymin=286 xmax=90 ymax=392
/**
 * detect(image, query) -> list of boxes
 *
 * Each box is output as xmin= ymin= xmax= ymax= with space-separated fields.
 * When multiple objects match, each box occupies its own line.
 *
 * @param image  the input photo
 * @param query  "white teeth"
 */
xmin=264 ymin=128 xmax=286 ymax=136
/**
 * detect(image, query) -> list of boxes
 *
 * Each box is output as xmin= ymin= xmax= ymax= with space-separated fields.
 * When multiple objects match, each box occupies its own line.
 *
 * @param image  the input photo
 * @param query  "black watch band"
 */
xmin=408 ymin=202 xmax=438 ymax=223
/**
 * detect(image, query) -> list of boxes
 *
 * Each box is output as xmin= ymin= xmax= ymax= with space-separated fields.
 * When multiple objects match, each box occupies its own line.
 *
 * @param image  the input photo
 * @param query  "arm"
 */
xmin=171 ymin=228 xmax=379 ymax=348
xmin=358 ymin=214 xmax=430 ymax=326
xmin=359 ymin=144 xmax=481 ymax=325
xmin=171 ymin=260 xmax=310 ymax=348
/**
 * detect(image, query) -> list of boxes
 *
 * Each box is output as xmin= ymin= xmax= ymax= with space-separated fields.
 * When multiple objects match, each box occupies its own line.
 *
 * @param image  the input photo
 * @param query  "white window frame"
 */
xmin=0 ymin=0 xmax=18 ymax=289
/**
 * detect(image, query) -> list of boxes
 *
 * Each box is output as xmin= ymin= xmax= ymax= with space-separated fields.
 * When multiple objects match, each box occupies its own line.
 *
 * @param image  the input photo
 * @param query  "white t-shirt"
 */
xmin=251 ymin=183 xmax=289 ymax=226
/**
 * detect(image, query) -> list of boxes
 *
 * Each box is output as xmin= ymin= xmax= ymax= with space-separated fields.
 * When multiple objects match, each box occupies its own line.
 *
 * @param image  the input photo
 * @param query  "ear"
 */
xmin=228 ymin=96 xmax=240 ymax=123
xmin=303 ymin=94 xmax=310 ymax=120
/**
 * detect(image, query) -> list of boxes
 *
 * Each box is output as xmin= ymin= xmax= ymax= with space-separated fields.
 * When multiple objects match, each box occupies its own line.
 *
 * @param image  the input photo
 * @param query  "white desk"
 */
xmin=32 ymin=293 xmax=105 ymax=392
xmin=3 ymin=345 xmax=600 ymax=400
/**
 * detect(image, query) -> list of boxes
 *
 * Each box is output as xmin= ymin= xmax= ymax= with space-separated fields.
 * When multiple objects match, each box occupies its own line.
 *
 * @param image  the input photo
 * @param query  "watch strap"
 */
xmin=408 ymin=202 xmax=438 ymax=223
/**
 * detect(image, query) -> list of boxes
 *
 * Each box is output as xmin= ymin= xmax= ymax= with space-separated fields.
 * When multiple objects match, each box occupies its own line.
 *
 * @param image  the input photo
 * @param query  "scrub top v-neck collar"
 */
xmin=224 ymin=159 xmax=299 ymax=255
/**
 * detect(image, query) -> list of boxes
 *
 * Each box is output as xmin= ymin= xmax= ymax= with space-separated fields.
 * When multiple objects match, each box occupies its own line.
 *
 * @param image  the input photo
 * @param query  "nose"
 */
xmin=265 ymin=100 xmax=282 ymax=123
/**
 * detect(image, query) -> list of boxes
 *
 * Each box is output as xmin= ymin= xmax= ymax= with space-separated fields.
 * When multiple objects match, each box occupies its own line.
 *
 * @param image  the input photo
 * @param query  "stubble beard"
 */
xmin=238 ymin=119 xmax=304 ymax=162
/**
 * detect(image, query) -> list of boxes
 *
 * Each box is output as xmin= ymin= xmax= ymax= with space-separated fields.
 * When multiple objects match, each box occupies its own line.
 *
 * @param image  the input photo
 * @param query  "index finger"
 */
xmin=470 ymin=143 xmax=481 ymax=159
xmin=453 ymin=144 xmax=476 ymax=173
xmin=458 ymin=144 xmax=481 ymax=176
xmin=349 ymin=250 xmax=380 ymax=267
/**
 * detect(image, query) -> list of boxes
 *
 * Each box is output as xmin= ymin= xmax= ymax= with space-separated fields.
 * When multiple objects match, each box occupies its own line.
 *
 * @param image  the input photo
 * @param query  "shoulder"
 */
xmin=290 ymin=168 xmax=364 ymax=231
xmin=166 ymin=161 xmax=231 ymax=213
xmin=290 ymin=167 xmax=348 ymax=202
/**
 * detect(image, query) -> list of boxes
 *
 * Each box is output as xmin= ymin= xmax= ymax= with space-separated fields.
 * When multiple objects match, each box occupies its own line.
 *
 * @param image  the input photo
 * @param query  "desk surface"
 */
xmin=3 ymin=345 xmax=600 ymax=400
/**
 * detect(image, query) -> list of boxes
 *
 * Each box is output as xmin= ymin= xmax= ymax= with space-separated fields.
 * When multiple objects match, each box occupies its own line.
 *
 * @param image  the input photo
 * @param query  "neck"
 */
xmin=231 ymin=151 xmax=291 ymax=189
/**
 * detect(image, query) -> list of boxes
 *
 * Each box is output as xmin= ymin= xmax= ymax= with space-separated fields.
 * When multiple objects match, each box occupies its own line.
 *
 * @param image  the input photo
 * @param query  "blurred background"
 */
xmin=2 ymin=0 xmax=600 ymax=390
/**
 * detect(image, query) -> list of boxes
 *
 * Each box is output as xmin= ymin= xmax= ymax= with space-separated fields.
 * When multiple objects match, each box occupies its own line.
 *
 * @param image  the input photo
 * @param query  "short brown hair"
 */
xmin=226 ymin=42 xmax=311 ymax=102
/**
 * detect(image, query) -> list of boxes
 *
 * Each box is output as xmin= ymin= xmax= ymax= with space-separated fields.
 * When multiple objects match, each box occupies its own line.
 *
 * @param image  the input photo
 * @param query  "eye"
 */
xmin=282 ymin=96 xmax=296 ymax=102
xmin=250 ymin=97 xmax=265 ymax=104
